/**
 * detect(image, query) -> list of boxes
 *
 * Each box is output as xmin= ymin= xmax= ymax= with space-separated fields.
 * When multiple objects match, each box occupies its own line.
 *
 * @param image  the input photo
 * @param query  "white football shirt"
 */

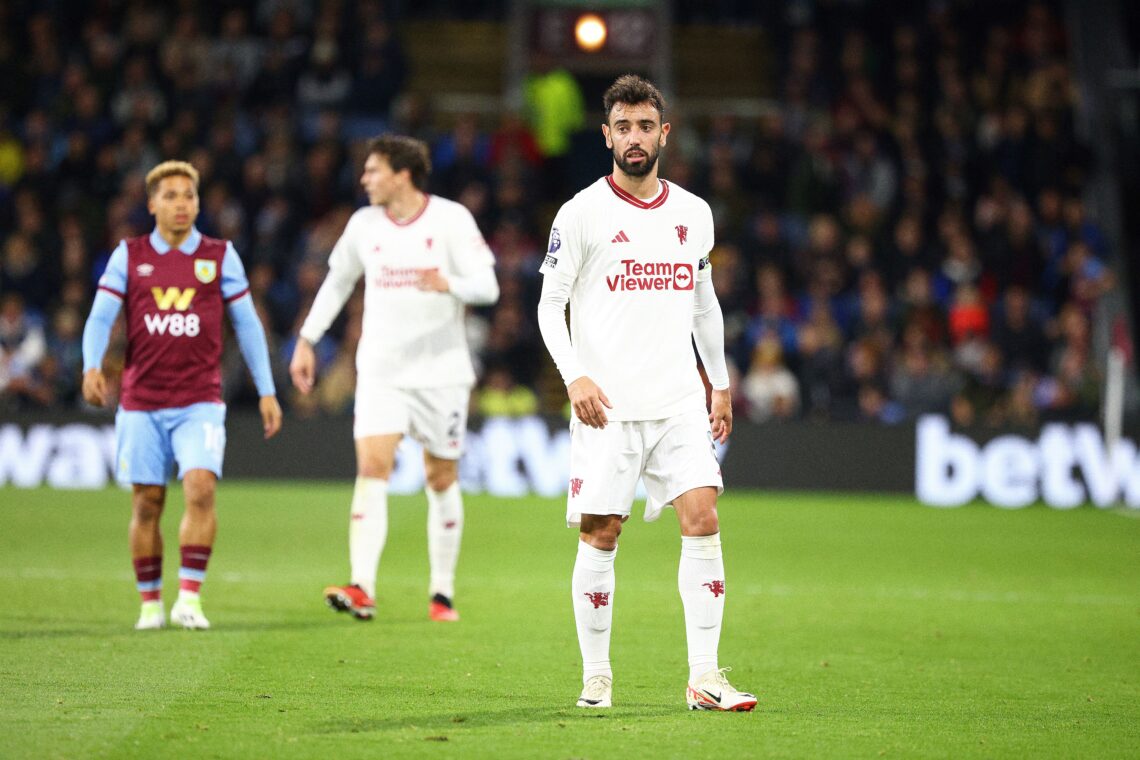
xmin=302 ymin=195 xmax=494 ymax=388
xmin=540 ymin=175 xmax=715 ymax=421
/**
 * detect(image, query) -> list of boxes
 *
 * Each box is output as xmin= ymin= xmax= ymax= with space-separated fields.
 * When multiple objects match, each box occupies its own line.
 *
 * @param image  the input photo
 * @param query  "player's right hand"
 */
xmin=82 ymin=368 xmax=107 ymax=407
xmin=259 ymin=395 xmax=283 ymax=439
xmin=289 ymin=339 xmax=317 ymax=394
xmin=568 ymin=376 xmax=612 ymax=429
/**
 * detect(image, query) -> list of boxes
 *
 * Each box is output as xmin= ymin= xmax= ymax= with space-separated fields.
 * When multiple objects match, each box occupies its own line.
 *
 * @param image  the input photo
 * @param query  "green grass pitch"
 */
xmin=1 ymin=483 xmax=1137 ymax=758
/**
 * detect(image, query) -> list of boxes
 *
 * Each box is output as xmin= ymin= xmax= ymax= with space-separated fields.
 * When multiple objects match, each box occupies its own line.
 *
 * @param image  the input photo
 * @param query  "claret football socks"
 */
xmin=178 ymin=544 xmax=211 ymax=596
xmin=132 ymin=555 xmax=162 ymax=603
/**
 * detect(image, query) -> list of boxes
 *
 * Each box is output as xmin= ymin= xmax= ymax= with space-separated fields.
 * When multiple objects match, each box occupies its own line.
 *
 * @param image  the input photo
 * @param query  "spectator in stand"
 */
xmin=741 ymin=334 xmax=800 ymax=423
xmin=951 ymin=341 xmax=1008 ymax=428
xmin=0 ymin=2 xmax=1121 ymax=428
xmin=1061 ymin=240 xmax=1113 ymax=315
xmin=991 ymin=284 xmax=1050 ymax=374
xmin=296 ymin=38 xmax=352 ymax=117
xmin=0 ymin=292 xmax=47 ymax=408
xmin=349 ymin=18 xmax=407 ymax=120
xmin=740 ymin=262 xmax=797 ymax=367
xmin=890 ymin=322 xmax=960 ymax=419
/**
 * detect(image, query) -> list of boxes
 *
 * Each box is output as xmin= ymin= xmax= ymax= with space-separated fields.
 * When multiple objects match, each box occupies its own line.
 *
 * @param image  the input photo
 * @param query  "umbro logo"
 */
xmin=611 ymin=230 xmax=631 ymax=243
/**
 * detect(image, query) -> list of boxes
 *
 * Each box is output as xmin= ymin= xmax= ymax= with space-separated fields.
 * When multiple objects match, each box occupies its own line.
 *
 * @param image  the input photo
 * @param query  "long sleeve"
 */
xmin=692 ymin=277 xmax=730 ymax=390
xmin=226 ymin=294 xmax=277 ymax=397
xmin=537 ymin=272 xmax=585 ymax=386
xmin=298 ymin=226 xmax=364 ymax=344
xmin=447 ymin=265 xmax=500 ymax=306
xmin=444 ymin=202 xmax=499 ymax=306
xmin=82 ymin=289 xmax=123 ymax=372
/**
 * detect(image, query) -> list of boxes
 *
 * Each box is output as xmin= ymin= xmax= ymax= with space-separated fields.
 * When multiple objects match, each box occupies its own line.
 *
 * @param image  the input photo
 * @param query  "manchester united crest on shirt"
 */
xmin=194 ymin=259 xmax=217 ymax=284
xmin=675 ymin=224 xmax=688 ymax=244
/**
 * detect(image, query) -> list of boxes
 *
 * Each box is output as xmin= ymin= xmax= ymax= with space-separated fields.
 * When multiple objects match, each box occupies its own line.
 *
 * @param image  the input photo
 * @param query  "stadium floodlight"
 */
xmin=575 ymin=13 xmax=607 ymax=52
xmin=505 ymin=0 xmax=672 ymax=110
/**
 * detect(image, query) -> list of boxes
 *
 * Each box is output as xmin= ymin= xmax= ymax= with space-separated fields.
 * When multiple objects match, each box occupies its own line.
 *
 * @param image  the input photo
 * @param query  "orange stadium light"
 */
xmin=574 ymin=13 xmax=607 ymax=53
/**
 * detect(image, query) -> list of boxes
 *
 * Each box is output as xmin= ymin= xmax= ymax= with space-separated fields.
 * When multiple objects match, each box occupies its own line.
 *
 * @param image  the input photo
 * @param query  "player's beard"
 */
xmin=614 ymin=145 xmax=660 ymax=178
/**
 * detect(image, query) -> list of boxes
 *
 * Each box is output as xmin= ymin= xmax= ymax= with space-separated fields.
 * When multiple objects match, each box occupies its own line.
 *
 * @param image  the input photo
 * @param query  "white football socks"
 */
xmin=426 ymin=481 xmax=464 ymax=600
xmin=349 ymin=476 xmax=389 ymax=599
xmin=679 ymin=533 xmax=725 ymax=683
xmin=572 ymin=539 xmax=617 ymax=684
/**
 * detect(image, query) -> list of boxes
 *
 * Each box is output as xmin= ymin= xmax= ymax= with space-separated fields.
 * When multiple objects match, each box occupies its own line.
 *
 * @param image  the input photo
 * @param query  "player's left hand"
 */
xmin=416 ymin=268 xmax=450 ymax=292
xmin=709 ymin=388 xmax=733 ymax=444
xmin=259 ymin=395 xmax=283 ymax=439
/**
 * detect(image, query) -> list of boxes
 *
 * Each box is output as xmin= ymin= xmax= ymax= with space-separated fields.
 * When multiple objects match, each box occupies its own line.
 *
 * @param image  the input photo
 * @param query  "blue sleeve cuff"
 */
xmin=97 ymin=241 xmax=129 ymax=295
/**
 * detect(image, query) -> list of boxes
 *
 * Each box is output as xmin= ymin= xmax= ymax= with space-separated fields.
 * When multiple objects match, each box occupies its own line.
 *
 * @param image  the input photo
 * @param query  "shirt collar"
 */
xmin=149 ymin=227 xmax=202 ymax=255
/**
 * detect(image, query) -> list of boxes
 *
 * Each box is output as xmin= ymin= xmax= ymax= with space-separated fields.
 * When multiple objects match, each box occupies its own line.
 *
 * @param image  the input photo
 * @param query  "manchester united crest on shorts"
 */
xmin=569 ymin=477 xmax=584 ymax=497
xmin=194 ymin=259 xmax=217 ymax=284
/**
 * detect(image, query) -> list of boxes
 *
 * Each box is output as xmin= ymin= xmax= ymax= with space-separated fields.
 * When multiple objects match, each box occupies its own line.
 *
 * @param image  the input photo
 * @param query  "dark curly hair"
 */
xmin=602 ymin=74 xmax=666 ymax=123
xmin=365 ymin=134 xmax=432 ymax=190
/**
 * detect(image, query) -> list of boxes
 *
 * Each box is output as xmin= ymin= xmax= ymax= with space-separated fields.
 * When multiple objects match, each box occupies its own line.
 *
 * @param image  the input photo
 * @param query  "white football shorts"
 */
xmin=565 ymin=407 xmax=724 ymax=527
xmin=353 ymin=381 xmax=471 ymax=459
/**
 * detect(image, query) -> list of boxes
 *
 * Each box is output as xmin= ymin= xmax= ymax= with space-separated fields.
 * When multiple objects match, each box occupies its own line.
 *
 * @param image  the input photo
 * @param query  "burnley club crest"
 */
xmin=194 ymin=259 xmax=217 ymax=284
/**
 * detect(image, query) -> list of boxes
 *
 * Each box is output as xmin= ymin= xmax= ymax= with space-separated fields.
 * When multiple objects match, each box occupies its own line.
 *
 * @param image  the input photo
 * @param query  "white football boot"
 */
xmin=686 ymin=667 xmax=757 ymax=712
xmin=170 ymin=595 xmax=211 ymax=630
xmin=576 ymin=675 xmax=613 ymax=708
xmin=134 ymin=601 xmax=165 ymax=630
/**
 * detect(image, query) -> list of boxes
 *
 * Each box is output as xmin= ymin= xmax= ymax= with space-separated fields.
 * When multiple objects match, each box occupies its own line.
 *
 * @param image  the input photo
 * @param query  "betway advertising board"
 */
xmin=1 ymin=413 xmax=1136 ymax=509
xmin=915 ymin=416 xmax=1140 ymax=509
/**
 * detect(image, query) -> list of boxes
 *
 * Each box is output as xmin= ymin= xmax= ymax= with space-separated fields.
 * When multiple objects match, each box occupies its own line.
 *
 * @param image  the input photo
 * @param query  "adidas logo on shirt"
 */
xmin=611 ymin=230 xmax=631 ymax=243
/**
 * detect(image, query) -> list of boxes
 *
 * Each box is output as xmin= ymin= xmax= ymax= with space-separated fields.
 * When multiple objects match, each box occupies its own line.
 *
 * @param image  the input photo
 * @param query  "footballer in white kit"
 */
xmin=537 ymin=75 xmax=756 ymax=712
xmin=541 ymin=174 xmax=721 ymax=525
xmin=291 ymin=135 xmax=498 ymax=624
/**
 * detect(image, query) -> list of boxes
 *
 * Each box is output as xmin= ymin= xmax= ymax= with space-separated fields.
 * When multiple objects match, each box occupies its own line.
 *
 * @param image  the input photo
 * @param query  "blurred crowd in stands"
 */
xmin=0 ymin=1 xmax=1118 ymax=428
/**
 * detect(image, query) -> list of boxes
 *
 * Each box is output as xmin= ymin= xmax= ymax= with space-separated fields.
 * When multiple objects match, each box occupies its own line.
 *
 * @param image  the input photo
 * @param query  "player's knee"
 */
xmin=426 ymin=472 xmax=456 ymax=492
xmin=357 ymin=459 xmax=393 ymax=479
xmin=181 ymin=473 xmax=216 ymax=514
xmin=681 ymin=507 xmax=719 ymax=536
xmin=581 ymin=515 xmax=623 ymax=550
xmin=131 ymin=487 xmax=165 ymax=524
xmin=184 ymin=488 xmax=216 ymax=515
xmin=132 ymin=494 xmax=163 ymax=523
xmin=425 ymin=462 xmax=458 ymax=492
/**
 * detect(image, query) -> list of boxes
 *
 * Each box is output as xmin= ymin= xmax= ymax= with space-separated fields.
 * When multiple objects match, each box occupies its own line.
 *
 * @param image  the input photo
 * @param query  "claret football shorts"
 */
xmin=565 ymin=407 xmax=724 ymax=527
xmin=353 ymin=381 xmax=471 ymax=460
xmin=115 ymin=402 xmax=227 ymax=485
